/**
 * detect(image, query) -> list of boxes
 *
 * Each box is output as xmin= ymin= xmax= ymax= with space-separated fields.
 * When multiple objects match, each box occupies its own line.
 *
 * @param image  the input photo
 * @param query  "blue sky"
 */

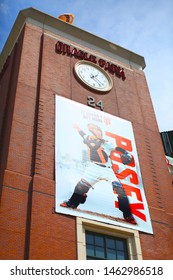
xmin=0 ymin=0 xmax=173 ymax=132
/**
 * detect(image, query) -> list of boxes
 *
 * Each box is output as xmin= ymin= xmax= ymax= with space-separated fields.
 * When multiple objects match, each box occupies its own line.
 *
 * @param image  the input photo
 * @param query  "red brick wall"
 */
xmin=0 ymin=22 xmax=173 ymax=260
xmin=0 ymin=24 xmax=77 ymax=260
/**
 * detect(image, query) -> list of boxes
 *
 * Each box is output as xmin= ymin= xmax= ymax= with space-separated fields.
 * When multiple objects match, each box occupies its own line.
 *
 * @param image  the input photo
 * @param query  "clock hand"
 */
xmin=90 ymin=74 xmax=104 ymax=86
xmin=94 ymin=77 xmax=104 ymax=86
xmin=90 ymin=74 xmax=99 ymax=79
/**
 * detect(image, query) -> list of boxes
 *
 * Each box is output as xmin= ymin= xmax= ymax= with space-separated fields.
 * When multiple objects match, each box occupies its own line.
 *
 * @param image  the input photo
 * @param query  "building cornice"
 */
xmin=0 ymin=7 xmax=146 ymax=73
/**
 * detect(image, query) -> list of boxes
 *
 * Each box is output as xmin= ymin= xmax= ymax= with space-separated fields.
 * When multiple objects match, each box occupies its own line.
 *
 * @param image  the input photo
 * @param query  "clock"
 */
xmin=74 ymin=61 xmax=113 ymax=92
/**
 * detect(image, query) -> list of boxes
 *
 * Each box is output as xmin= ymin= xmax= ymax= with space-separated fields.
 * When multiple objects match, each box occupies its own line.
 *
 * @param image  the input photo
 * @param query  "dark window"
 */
xmin=160 ymin=131 xmax=173 ymax=158
xmin=86 ymin=231 xmax=129 ymax=260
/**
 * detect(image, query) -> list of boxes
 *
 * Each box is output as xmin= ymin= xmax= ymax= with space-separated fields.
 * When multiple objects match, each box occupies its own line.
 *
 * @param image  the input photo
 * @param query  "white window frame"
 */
xmin=76 ymin=217 xmax=142 ymax=260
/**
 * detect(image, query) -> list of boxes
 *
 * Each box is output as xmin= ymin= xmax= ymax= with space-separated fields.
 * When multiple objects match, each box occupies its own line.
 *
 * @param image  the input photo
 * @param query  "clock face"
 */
xmin=74 ymin=61 xmax=113 ymax=92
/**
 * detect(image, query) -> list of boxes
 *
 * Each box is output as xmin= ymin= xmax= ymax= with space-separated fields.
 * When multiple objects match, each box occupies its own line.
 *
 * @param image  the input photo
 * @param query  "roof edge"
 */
xmin=0 ymin=7 xmax=146 ymax=73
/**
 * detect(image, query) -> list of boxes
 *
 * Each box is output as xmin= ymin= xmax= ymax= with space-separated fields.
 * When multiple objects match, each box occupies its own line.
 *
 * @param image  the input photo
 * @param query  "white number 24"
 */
xmin=87 ymin=96 xmax=104 ymax=111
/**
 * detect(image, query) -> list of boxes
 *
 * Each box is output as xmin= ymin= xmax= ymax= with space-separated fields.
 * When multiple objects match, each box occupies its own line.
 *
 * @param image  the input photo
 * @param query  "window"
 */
xmin=160 ymin=131 xmax=173 ymax=157
xmin=76 ymin=217 xmax=142 ymax=260
xmin=86 ymin=231 xmax=129 ymax=260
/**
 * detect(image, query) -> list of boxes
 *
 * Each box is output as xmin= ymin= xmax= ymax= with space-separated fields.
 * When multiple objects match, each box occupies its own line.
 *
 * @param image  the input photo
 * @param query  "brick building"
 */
xmin=0 ymin=8 xmax=173 ymax=260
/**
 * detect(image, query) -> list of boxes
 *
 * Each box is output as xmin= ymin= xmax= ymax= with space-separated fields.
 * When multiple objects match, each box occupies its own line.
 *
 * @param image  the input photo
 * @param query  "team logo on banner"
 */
xmin=55 ymin=96 xmax=153 ymax=234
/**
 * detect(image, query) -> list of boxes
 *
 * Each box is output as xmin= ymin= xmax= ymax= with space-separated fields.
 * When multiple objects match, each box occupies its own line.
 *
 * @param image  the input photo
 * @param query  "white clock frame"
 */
xmin=74 ymin=61 xmax=113 ymax=92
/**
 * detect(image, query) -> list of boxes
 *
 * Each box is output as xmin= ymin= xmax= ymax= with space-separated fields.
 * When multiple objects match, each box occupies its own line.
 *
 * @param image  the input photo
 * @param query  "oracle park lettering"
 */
xmin=55 ymin=41 xmax=126 ymax=80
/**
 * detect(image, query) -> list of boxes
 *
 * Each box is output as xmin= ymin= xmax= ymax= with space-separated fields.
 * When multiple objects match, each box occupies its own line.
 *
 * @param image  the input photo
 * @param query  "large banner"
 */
xmin=55 ymin=96 xmax=153 ymax=234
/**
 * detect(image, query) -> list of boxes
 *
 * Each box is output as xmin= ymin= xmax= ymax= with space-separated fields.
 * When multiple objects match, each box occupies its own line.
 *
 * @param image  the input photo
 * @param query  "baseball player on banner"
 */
xmin=60 ymin=123 xmax=137 ymax=225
